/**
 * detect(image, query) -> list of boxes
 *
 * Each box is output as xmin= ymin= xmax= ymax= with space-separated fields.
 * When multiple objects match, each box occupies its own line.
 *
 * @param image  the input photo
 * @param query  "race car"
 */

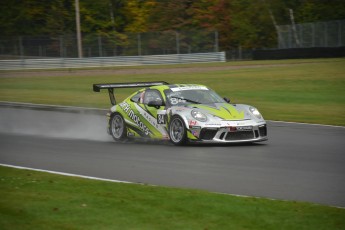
xmin=93 ymin=81 xmax=267 ymax=145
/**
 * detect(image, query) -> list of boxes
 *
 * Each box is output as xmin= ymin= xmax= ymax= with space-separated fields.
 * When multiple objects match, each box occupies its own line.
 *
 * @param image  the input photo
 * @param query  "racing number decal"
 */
xmin=157 ymin=114 xmax=166 ymax=124
xmin=169 ymin=97 xmax=186 ymax=105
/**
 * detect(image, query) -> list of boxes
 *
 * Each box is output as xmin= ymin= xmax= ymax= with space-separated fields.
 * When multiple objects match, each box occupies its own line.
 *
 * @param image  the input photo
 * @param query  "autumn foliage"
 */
xmin=0 ymin=0 xmax=344 ymax=50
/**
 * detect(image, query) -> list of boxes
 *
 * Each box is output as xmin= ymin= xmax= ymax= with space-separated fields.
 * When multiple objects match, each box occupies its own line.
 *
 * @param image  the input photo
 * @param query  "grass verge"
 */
xmin=1 ymin=166 xmax=345 ymax=230
xmin=0 ymin=58 xmax=345 ymax=126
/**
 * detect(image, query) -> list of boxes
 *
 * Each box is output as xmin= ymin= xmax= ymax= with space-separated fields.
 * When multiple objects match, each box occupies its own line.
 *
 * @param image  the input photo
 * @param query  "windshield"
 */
xmin=164 ymin=87 xmax=225 ymax=106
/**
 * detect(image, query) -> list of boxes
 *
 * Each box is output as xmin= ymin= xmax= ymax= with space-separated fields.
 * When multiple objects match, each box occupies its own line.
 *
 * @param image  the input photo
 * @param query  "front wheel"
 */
xmin=109 ymin=113 xmax=127 ymax=141
xmin=169 ymin=115 xmax=187 ymax=146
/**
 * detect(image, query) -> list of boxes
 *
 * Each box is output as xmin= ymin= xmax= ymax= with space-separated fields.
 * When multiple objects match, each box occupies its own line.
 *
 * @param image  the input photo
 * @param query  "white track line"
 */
xmin=1 ymin=163 xmax=344 ymax=209
xmin=0 ymin=163 xmax=132 ymax=184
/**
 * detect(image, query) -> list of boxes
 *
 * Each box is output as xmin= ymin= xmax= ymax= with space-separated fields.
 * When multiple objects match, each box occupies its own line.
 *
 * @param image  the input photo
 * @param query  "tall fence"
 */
xmin=0 ymin=30 xmax=219 ymax=60
xmin=277 ymin=19 xmax=345 ymax=49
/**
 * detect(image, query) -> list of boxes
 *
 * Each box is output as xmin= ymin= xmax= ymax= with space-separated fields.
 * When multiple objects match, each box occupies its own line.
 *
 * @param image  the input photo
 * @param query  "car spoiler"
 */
xmin=93 ymin=81 xmax=169 ymax=105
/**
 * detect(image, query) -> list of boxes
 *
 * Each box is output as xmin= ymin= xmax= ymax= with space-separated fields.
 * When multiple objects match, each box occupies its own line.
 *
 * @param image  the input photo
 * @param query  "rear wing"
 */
xmin=93 ymin=81 xmax=169 ymax=105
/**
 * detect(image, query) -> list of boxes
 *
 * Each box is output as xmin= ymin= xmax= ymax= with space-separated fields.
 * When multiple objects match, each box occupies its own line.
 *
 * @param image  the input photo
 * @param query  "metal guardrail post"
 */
xmin=98 ymin=35 xmax=103 ymax=57
xmin=60 ymin=35 xmax=64 ymax=58
xmin=176 ymin=32 xmax=180 ymax=54
xmin=215 ymin=31 xmax=219 ymax=52
xmin=19 ymin=36 xmax=24 ymax=59
xmin=138 ymin=33 xmax=141 ymax=56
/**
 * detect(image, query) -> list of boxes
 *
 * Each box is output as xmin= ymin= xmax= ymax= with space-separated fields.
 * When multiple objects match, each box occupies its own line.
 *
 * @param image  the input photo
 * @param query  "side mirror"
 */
xmin=223 ymin=97 xmax=231 ymax=103
xmin=147 ymin=100 xmax=163 ymax=108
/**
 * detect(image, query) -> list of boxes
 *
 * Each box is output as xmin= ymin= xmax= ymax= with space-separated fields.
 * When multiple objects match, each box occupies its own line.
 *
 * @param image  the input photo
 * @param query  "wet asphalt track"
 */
xmin=0 ymin=105 xmax=345 ymax=207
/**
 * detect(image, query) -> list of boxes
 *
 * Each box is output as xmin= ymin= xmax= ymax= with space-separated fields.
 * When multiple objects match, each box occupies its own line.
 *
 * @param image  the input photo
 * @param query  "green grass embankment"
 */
xmin=1 ymin=58 xmax=344 ymax=126
xmin=1 ymin=166 xmax=345 ymax=230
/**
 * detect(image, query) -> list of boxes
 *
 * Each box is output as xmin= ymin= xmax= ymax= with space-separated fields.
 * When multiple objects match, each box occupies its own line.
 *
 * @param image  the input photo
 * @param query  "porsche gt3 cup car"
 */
xmin=93 ymin=81 xmax=267 ymax=145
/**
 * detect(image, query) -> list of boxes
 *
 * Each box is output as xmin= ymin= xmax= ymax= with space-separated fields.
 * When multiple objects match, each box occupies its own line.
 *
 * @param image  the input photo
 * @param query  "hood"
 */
xmin=187 ymin=103 xmax=245 ymax=120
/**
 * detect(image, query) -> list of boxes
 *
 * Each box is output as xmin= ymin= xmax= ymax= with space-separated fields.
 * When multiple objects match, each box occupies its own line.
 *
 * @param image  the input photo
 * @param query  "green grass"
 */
xmin=1 ymin=166 xmax=345 ymax=230
xmin=0 ymin=58 xmax=345 ymax=126
xmin=1 ymin=60 xmax=345 ymax=229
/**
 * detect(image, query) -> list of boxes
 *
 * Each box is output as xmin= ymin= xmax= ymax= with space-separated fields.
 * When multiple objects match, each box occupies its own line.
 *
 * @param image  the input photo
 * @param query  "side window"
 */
xmin=130 ymin=92 xmax=141 ymax=103
xmin=143 ymin=90 xmax=163 ymax=105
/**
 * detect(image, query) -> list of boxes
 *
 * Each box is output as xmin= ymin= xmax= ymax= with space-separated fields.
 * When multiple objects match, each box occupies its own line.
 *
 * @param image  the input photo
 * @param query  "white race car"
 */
xmin=93 ymin=81 xmax=267 ymax=145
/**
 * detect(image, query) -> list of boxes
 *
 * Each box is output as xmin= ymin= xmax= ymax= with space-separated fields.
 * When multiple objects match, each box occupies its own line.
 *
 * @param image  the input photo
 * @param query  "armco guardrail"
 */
xmin=0 ymin=52 xmax=225 ymax=70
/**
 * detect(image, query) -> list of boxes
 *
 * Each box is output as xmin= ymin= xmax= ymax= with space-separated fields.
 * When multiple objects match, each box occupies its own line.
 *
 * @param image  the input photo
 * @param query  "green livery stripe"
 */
xmin=118 ymin=99 xmax=168 ymax=139
xmin=126 ymin=125 xmax=146 ymax=137
xmin=191 ymin=104 xmax=245 ymax=120
xmin=187 ymin=130 xmax=198 ymax=140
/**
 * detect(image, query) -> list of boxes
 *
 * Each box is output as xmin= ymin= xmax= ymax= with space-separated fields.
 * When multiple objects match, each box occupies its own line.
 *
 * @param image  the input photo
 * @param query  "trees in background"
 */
xmin=0 ymin=0 xmax=344 ymax=50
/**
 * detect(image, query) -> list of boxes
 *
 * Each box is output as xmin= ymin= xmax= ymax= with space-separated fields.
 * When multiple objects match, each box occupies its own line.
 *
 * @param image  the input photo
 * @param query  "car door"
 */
xmin=135 ymin=89 xmax=168 ymax=139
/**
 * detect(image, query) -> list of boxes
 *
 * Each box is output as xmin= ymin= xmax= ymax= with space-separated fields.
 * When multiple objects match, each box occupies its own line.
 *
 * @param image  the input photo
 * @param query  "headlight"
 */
xmin=191 ymin=110 xmax=207 ymax=122
xmin=249 ymin=107 xmax=262 ymax=119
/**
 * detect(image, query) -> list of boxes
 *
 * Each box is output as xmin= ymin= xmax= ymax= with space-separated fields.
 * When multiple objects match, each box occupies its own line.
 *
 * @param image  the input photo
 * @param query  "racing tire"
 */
xmin=169 ymin=115 xmax=187 ymax=146
xmin=109 ymin=113 xmax=127 ymax=142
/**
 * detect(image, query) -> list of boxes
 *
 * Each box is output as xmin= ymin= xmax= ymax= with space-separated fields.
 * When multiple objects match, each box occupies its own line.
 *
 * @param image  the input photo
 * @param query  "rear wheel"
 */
xmin=109 ymin=113 xmax=127 ymax=141
xmin=169 ymin=115 xmax=187 ymax=145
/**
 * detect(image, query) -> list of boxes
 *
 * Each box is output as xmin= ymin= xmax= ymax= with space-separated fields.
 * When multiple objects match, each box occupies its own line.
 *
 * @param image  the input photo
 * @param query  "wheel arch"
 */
xmin=108 ymin=111 xmax=127 ymax=141
xmin=168 ymin=114 xmax=189 ymax=145
xmin=168 ymin=109 xmax=190 ymax=131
